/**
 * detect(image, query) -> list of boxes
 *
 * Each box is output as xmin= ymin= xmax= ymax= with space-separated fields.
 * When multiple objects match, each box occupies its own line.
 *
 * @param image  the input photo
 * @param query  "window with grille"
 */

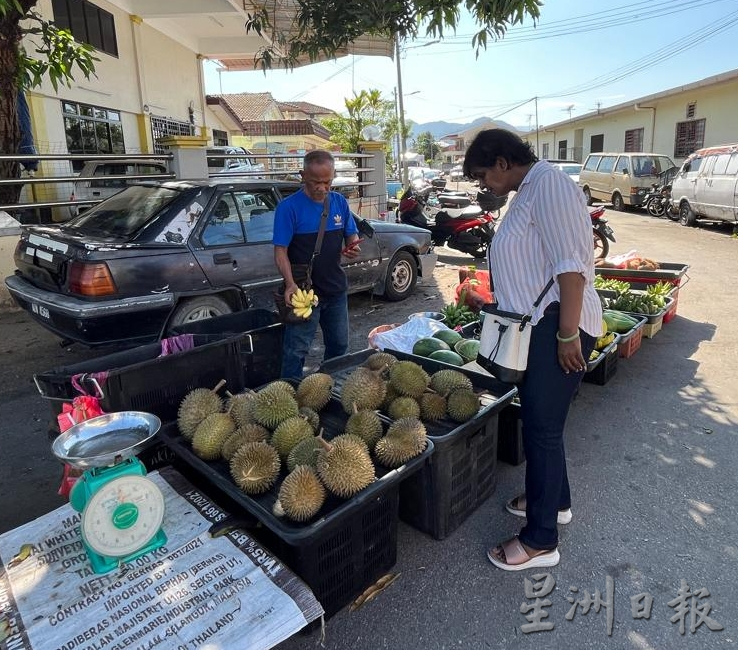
xmin=541 ymin=143 xmax=549 ymax=159
xmin=212 ymin=130 xmax=229 ymax=146
xmin=674 ymin=119 xmax=705 ymax=158
xmin=686 ymin=102 xmax=696 ymax=119
xmin=624 ymin=128 xmax=644 ymax=152
xmin=52 ymin=0 xmax=118 ymax=57
xmin=557 ymin=140 xmax=568 ymax=160
xmin=150 ymin=116 xmax=195 ymax=154
xmin=63 ymin=101 xmax=124 ymax=171
xmin=590 ymin=134 xmax=604 ymax=153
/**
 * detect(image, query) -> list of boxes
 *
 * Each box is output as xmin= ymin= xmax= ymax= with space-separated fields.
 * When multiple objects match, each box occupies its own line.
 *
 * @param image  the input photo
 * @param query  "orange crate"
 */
xmin=617 ymin=317 xmax=646 ymax=359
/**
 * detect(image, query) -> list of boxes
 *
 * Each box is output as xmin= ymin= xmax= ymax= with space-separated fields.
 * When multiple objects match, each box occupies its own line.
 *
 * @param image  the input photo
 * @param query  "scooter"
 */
xmin=643 ymin=166 xmax=679 ymax=220
xmin=397 ymin=185 xmax=495 ymax=258
xmin=590 ymin=205 xmax=616 ymax=260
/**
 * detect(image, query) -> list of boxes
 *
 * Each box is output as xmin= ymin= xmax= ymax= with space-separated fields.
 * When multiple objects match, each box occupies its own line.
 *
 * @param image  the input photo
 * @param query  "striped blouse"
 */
xmin=487 ymin=160 xmax=603 ymax=337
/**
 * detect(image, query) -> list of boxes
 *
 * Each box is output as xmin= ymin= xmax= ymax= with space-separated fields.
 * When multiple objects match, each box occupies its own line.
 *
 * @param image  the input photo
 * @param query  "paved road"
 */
xmin=2 ymin=208 xmax=737 ymax=649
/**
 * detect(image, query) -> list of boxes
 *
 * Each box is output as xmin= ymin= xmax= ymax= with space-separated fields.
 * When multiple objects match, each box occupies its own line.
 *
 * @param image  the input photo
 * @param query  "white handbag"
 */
xmin=477 ymin=279 xmax=554 ymax=384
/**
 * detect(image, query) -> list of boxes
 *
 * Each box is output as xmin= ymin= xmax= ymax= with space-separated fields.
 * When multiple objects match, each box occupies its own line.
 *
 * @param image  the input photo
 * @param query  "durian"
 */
xmin=177 ymin=380 xmax=226 ymax=440
xmin=430 ymin=369 xmax=473 ymax=396
xmin=419 ymin=392 xmax=447 ymax=422
xmin=388 ymin=396 xmax=421 ymax=420
xmin=275 ymin=465 xmax=326 ymax=522
xmin=344 ymin=407 xmax=384 ymax=451
xmin=286 ymin=436 xmax=323 ymax=472
xmin=381 ymin=381 xmax=401 ymax=411
xmin=389 ymin=361 xmax=430 ymax=399
xmin=299 ymin=406 xmax=320 ymax=432
xmin=221 ymin=423 xmax=269 ymax=460
xmin=446 ymin=388 xmax=481 ymax=423
xmin=226 ymin=390 xmax=257 ymax=427
xmin=317 ymin=434 xmax=375 ymax=498
xmin=230 ymin=441 xmax=281 ymax=494
xmin=340 ymin=367 xmax=387 ymax=414
xmin=375 ymin=417 xmax=428 ymax=468
xmin=270 ymin=416 xmax=314 ymax=462
xmin=296 ymin=373 xmax=334 ymax=411
xmin=261 ymin=380 xmax=297 ymax=397
xmin=365 ymin=351 xmax=398 ymax=373
xmin=251 ymin=387 xmax=300 ymax=430
xmin=192 ymin=412 xmax=236 ymax=460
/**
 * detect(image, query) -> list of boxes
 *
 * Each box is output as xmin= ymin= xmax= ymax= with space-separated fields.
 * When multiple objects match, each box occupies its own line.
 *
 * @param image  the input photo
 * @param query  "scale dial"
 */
xmin=81 ymin=474 xmax=165 ymax=558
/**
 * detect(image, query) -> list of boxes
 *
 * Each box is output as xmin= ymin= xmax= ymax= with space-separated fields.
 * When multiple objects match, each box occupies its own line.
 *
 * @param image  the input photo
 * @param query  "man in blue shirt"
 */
xmin=273 ymin=150 xmax=361 ymax=378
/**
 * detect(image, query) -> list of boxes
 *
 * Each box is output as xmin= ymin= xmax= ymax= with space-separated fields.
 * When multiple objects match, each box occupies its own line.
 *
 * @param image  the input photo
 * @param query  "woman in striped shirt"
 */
xmin=463 ymin=129 xmax=603 ymax=571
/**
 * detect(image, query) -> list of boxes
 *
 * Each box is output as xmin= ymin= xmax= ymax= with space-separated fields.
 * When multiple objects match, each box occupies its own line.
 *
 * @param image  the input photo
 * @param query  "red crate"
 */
xmin=617 ymin=317 xmax=646 ymax=359
xmin=662 ymin=287 xmax=680 ymax=324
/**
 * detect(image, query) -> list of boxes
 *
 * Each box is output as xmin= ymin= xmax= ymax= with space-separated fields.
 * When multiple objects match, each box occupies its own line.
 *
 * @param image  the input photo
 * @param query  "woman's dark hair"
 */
xmin=462 ymin=129 xmax=538 ymax=177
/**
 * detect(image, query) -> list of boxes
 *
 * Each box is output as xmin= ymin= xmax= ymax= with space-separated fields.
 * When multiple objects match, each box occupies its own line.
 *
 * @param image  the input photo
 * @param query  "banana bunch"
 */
xmin=595 ymin=331 xmax=617 ymax=350
xmin=291 ymin=288 xmax=319 ymax=319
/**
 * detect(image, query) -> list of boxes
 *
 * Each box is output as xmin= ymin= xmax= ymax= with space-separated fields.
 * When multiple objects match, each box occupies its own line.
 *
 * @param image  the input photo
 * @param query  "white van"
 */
xmin=579 ymin=152 xmax=676 ymax=211
xmin=670 ymin=143 xmax=738 ymax=226
xmin=206 ymin=146 xmax=265 ymax=177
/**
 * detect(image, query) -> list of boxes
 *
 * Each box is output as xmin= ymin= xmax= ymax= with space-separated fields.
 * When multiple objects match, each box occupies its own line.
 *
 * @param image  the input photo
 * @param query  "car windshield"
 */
xmin=64 ymin=185 xmax=181 ymax=237
xmin=559 ymin=164 xmax=582 ymax=175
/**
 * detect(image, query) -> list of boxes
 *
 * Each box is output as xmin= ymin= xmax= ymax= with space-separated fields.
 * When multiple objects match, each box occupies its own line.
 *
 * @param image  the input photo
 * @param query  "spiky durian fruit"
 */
xmin=226 ymin=390 xmax=257 ymax=428
xmin=344 ymin=407 xmax=384 ymax=451
xmin=251 ymin=387 xmax=300 ymax=430
xmin=340 ymin=367 xmax=386 ymax=414
xmin=270 ymin=416 xmax=314 ymax=462
xmin=419 ymin=392 xmax=447 ymax=422
xmin=388 ymin=396 xmax=421 ymax=420
xmin=375 ymin=417 xmax=428 ymax=468
xmin=275 ymin=466 xmax=326 ymax=522
xmin=389 ymin=361 xmax=430 ymax=399
xmin=430 ymin=369 xmax=473 ymax=396
xmin=299 ymin=406 xmax=320 ymax=432
xmin=261 ymin=380 xmax=297 ymax=397
xmin=381 ymin=381 xmax=401 ymax=411
xmin=446 ymin=388 xmax=481 ymax=423
xmin=177 ymin=385 xmax=223 ymax=440
xmin=365 ymin=351 xmax=398 ymax=373
xmin=230 ymin=441 xmax=281 ymax=494
xmin=221 ymin=423 xmax=270 ymax=461
xmin=286 ymin=436 xmax=323 ymax=472
xmin=317 ymin=434 xmax=375 ymax=498
xmin=296 ymin=373 xmax=334 ymax=411
xmin=192 ymin=412 xmax=236 ymax=460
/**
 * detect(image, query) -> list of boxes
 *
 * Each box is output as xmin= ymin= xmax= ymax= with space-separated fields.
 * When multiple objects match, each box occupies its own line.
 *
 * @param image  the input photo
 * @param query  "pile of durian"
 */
xmin=175 ymin=357 xmax=466 ymax=525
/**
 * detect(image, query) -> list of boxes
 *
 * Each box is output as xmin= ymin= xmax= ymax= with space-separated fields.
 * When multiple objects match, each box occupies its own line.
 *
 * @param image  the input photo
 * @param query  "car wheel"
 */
xmin=611 ymin=193 xmax=626 ymax=211
xmin=679 ymin=201 xmax=697 ymax=227
xmin=169 ymin=295 xmax=232 ymax=327
xmin=583 ymin=187 xmax=593 ymax=206
xmin=384 ymin=250 xmax=418 ymax=301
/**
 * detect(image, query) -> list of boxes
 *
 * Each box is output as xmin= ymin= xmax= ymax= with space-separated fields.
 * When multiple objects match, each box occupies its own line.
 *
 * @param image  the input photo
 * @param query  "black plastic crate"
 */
xmin=319 ymin=348 xmax=518 ymax=540
xmin=583 ymin=339 xmax=619 ymax=386
xmin=159 ymin=400 xmax=432 ymax=618
xmin=36 ymin=334 xmax=245 ymax=429
xmin=497 ymin=401 xmax=525 ymax=466
xmin=170 ymin=309 xmax=283 ymax=388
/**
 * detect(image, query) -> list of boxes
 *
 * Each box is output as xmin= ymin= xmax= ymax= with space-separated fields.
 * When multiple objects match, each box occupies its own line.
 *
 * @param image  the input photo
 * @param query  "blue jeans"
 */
xmin=516 ymin=303 xmax=595 ymax=551
xmin=281 ymin=292 xmax=349 ymax=379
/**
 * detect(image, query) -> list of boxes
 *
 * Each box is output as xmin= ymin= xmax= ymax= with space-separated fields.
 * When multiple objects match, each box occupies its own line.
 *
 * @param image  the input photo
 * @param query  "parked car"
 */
xmin=448 ymin=165 xmax=465 ymax=182
xmin=670 ymin=143 xmax=738 ymax=226
xmin=5 ymin=179 xmax=436 ymax=347
xmin=578 ymin=152 xmax=676 ymax=210
xmin=206 ymin=146 xmax=265 ymax=177
xmin=549 ymin=161 xmax=583 ymax=184
xmin=70 ymin=158 xmax=170 ymax=217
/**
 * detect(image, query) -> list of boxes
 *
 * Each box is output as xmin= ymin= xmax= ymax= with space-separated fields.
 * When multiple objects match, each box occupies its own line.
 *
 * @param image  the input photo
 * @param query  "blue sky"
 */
xmin=204 ymin=0 xmax=738 ymax=131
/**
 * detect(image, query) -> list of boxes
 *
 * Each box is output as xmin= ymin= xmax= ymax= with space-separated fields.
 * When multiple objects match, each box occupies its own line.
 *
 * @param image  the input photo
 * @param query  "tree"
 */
xmin=246 ymin=0 xmax=542 ymax=70
xmin=322 ymin=89 xmax=397 ymax=154
xmin=0 ymin=0 xmax=97 ymax=206
xmin=413 ymin=131 xmax=440 ymax=164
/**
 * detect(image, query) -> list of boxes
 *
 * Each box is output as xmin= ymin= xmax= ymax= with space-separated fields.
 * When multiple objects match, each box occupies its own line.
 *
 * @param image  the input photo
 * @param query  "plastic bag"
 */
xmin=370 ymin=318 xmax=451 ymax=353
xmin=455 ymin=270 xmax=493 ymax=311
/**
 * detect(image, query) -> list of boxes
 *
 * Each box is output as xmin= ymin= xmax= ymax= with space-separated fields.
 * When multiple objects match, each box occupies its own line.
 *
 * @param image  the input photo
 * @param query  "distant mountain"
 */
xmin=410 ymin=117 xmax=524 ymax=140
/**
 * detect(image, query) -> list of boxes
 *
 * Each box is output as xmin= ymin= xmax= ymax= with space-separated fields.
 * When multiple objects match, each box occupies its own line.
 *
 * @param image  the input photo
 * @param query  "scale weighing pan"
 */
xmin=52 ymin=411 xmax=161 ymax=469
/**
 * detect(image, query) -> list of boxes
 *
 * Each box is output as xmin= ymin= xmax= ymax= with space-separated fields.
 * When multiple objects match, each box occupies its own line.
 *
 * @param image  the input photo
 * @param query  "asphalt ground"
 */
xmin=1 ymin=203 xmax=737 ymax=649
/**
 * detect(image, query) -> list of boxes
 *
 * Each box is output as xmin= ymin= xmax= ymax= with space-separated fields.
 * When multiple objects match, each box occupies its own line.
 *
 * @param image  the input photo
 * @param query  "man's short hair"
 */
xmin=304 ymin=150 xmax=335 ymax=168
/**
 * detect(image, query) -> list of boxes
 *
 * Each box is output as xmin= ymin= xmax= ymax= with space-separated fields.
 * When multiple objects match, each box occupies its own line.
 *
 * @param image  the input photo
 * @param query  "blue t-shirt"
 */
xmin=273 ymin=189 xmax=358 ymax=296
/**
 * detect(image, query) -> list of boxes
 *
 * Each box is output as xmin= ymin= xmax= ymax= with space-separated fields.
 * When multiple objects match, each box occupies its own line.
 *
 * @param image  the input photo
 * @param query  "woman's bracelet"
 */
xmin=556 ymin=330 xmax=580 ymax=343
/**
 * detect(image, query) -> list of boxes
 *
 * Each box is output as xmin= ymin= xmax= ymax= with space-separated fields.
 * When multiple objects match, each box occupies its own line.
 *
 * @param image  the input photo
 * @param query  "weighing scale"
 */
xmin=52 ymin=411 xmax=167 ymax=574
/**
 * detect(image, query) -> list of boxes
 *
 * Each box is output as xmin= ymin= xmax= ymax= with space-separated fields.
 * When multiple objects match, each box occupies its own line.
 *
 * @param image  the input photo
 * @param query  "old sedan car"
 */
xmin=5 ymin=179 xmax=436 ymax=347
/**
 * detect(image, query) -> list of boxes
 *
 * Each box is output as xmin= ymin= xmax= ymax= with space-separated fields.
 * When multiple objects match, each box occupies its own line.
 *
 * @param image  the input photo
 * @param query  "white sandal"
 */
xmin=505 ymin=495 xmax=572 ymax=525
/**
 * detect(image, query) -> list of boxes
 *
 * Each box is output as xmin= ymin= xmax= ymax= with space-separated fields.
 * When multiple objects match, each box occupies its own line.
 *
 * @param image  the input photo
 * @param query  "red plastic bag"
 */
xmin=455 ymin=269 xmax=493 ymax=311
xmin=57 ymin=396 xmax=106 ymax=497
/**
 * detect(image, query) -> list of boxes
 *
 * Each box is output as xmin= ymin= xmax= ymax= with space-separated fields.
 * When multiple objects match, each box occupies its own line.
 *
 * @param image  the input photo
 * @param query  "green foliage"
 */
xmin=321 ymin=89 xmax=397 ymax=153
xmin=245 ymin=0 xmax=542 ymax=71
xmin=413 ymin=131 xmax=440 ymax=163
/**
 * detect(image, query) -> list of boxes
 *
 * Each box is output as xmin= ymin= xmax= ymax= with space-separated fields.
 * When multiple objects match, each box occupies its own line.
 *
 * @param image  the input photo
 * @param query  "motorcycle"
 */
xmin=397 ymin=185 xmax=496 ymax=258
xmin=590 ymin=205 xmax=616 ymax=259
xmin=643 ymin=166 xmax=679 ymax=220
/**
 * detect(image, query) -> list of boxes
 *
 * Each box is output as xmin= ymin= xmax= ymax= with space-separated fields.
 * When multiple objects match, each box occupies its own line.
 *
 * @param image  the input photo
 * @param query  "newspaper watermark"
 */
xmin=521 ymin=574 xmax=724 ymax=636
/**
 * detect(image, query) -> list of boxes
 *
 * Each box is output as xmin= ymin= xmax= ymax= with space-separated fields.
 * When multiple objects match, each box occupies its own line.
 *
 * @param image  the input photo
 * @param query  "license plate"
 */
xmin=31 ymin=303 xmax=50 ymax=319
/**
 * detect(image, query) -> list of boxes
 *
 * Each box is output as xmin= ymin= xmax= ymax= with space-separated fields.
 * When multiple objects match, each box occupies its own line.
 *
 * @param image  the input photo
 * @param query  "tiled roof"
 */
xmin=277 ymin=101 xmax=335 ymax=117
xmin=211 ymin=93 xmax=281 ymax=122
